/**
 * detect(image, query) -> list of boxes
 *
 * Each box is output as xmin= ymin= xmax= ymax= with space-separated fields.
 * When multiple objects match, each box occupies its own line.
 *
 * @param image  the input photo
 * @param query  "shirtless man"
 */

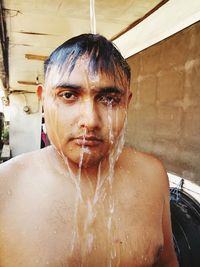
xmin=0 ymin=34 xmax=179 ymax=267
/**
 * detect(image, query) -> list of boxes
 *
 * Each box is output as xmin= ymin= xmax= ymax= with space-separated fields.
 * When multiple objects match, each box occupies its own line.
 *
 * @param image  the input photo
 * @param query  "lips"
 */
xmin=73 ymin=135 xmax=103 ymax=146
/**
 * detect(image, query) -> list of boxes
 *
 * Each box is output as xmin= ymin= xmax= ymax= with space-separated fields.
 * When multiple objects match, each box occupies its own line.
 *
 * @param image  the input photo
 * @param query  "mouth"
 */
xmin=73 ymin=135 xmax=103 ymax=147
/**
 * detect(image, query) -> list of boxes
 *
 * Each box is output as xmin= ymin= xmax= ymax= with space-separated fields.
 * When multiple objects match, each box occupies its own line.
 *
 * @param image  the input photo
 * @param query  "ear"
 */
xmin=37 ymin=84 xmax=44 ymax=101
xmin=127 ymin=91 xmax=132 ymax=106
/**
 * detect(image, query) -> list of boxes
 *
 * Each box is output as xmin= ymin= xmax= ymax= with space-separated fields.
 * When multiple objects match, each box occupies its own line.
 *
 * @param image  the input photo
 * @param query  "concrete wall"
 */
xmin=9 ymin=92 xmax=42 ymax=156
xmin=126 ymin=21 xmax=200 ymax=185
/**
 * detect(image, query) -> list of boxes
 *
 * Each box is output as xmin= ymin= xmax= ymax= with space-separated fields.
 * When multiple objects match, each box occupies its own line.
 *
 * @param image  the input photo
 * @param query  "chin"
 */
xmin=67 ymin=151 xmax=106 ymax=169
xmin=59 ymin=143 xmax=110 ymax=168
xmin=79 ymin=155 xmax=104 ymax=168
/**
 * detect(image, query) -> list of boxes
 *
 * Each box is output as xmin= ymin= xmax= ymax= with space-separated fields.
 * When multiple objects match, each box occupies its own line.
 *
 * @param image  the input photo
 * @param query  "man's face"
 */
xmin=43 ymin=56 xmax=131 ymax=168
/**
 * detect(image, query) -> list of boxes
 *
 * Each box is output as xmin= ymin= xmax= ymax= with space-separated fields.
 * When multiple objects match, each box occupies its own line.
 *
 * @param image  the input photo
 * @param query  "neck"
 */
xmin=49 ymin=145 xmax=119 ymax=203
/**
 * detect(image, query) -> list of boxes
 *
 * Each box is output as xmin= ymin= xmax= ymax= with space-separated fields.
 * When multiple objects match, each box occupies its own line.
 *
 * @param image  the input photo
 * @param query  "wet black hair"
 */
xmin=44 ymin=33 xmax=131 ymax=83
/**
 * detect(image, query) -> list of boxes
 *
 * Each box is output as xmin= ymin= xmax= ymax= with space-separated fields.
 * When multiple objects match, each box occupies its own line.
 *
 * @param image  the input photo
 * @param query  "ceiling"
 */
xmin=0 ymin=0 xmax=164 ymax=92
xmin=0 ymin=0 xmax=200 ymax=94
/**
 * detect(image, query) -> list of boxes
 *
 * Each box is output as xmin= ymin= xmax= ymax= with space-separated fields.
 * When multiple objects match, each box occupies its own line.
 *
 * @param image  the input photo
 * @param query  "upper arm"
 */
xmin=156 ymin=171 xmax=179 ymax=267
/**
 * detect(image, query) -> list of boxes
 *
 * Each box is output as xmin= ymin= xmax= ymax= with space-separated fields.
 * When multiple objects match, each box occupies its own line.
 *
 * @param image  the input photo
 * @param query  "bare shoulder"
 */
xmin=0 ymin=147 xmax=50 ymax=193
xmin=0 ymin=152 xmax=29 ymax=177
xmin=119 ymin=146 xmax=169 ymax=191
xmin=0 ymin=148 xmax=46 ymax=175
xmin=120 ymin=146 xmax=166 ymax=170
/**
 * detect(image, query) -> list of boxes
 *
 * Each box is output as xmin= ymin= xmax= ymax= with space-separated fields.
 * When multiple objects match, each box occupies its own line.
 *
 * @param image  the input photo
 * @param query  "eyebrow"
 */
xmin=96 ymin=86 xmax=124 ymax=94
xmin=55 ymin=83 xmax=81 ymax=90
xmin=55 ymin=83 xmax=124 ymax=94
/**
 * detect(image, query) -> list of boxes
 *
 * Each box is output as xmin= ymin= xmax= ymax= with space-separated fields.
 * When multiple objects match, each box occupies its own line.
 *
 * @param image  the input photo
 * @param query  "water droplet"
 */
xmin=7 ymin=190 xmax=12 ymax=196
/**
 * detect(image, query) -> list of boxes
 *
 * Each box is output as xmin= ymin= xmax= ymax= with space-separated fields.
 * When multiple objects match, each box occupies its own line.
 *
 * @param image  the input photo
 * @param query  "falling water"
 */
xmin=43 ymin=12 xmax=129 ymax=264
xmin=45 ymin=95 xmax=128 ymax=267
xmin=90 ymin=0 xmax=96 ymax=34
xmin=106 ymin=103 xmax=127 ymax=267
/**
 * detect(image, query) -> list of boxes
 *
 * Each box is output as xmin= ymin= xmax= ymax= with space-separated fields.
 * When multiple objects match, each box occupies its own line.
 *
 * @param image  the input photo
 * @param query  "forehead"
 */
xmin=45 ymin=56 xmax=129 ymax=90
xmin=66 ymin=57 xmax=114 ymax=86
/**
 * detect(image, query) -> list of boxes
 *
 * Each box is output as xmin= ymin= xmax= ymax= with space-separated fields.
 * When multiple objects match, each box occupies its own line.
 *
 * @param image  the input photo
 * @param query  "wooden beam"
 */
xmin=111 ymin=0 xmax=169 ymax=41
xmin=25 ymin=54 xmax=48 ymax=61
xmin=17 ymin=80 xmax=38 ymax=85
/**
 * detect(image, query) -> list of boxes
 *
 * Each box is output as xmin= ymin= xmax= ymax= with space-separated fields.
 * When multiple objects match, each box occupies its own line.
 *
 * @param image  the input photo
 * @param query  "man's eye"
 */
xmin=97 ymin=95 xmax=120 ymax=106
xmin=58 ymin=91 xmax=77 ymax=101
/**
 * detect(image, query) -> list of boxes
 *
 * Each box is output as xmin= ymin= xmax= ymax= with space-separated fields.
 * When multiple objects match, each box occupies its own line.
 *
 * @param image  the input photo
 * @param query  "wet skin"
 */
xmin=42 ymin=57 xmax=131 ymax=169
xmin=0 ymin=57 xmax=179 ymax=266
xmin=0 ymin=147 xmax=179 ymax=267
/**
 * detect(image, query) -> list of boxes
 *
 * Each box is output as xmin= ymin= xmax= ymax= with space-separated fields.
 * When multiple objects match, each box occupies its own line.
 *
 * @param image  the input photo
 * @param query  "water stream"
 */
xmin=54 ymin=104 xmax=127 ymax=266
xmin=90 ymin=0 xmax=96 ymax=34
xmin=43 ymin=1 xmax=130 ymax=264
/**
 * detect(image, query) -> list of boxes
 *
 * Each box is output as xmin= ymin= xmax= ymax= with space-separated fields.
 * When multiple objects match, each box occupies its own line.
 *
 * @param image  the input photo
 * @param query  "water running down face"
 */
xmin=43 ymin=55 xmax=132 ymax=168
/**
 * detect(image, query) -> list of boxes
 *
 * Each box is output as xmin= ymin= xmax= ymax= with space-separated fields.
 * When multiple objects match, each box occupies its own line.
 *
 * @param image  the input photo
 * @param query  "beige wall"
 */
xmin=126 ymin=21 xmax=200 ymax=185
xmin=9 ymin=92 xmax=42 ymax=156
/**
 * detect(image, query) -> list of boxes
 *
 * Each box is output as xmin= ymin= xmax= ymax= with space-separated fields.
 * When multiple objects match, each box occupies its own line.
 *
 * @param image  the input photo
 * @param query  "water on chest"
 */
xmin=49 ymin=198 xmax=163 ymax=267
xmin=1 ymin=197 xmax=163 ymax=267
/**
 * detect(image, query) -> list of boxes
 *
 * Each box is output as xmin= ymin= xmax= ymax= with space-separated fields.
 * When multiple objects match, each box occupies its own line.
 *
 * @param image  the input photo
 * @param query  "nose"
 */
xmin=78 ymin=98 xmax=101 ymax=130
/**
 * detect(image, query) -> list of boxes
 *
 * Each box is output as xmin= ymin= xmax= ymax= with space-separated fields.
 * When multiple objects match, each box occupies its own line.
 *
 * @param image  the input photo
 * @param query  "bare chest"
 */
xmin=0 ymin=188 xmax=164 ymax=267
